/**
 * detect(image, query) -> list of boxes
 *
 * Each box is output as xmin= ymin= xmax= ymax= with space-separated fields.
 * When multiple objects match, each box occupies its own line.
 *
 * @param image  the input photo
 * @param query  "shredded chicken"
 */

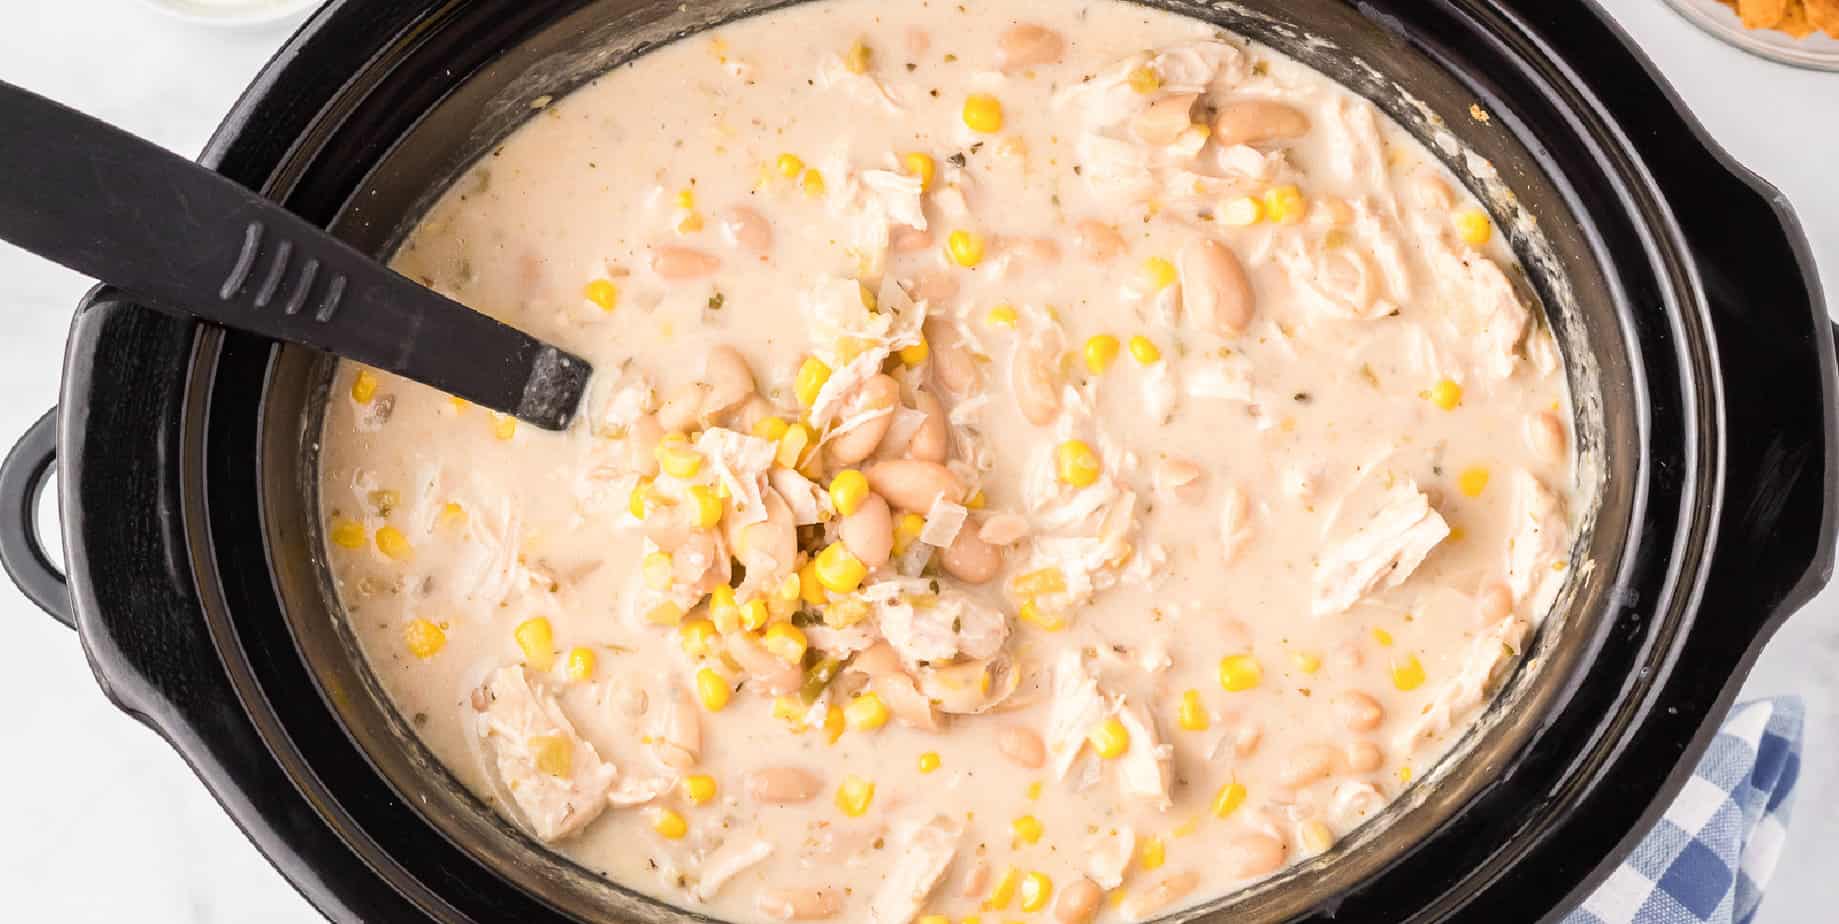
xmin=475 ymin=666 xmax=617 ymax=841
xmin=1312 ymin=481 xmax=1449 ymax=616
xmin=869 ymin=813 xmax=962 ymax=923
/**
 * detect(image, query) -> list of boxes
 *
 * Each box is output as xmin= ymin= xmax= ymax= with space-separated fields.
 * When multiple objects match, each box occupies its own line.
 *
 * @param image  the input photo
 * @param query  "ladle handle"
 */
xmin=0 ymin=80 xmax=589 ymax=429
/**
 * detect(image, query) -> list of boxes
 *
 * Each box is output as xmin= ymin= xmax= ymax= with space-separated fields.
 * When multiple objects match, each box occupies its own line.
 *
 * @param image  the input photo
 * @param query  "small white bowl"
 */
xmin=136 ymin=0 xmax=321 ymax=28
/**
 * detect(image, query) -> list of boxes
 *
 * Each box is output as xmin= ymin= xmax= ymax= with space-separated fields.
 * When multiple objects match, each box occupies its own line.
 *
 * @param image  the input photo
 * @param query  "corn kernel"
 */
xmin=836 ymin=774 xmax=875 ymax=817
xmin=628 ymin=477 xmax=653 ymax=519
xmin=676 ymin=211 xmax=704 ymax=233
xmin=438 ymin=502 xmax=467 ymax=531
xmin=1138 ymin=835 xmax=1167 ymax=871
xmin=903 ymin=151 xmax=937 ymax=192
xmin=1218 ymin=195 xmax=1264 ymax=226
xmin=493 ymin=414 xmax=517 ymax=441
xmin=350 ymin=368 xmax=379 ymax=403
xmin=965 ymin=490 xmax=987 ymax=509
xmin=740 ymin=597 xmax=770 ymax=631
xmin=1455 ymin=208 xmax=1492 ymax=246
xmin=795 ymin=357 xmax=832 ymax=407
xmin=1127 ymin=66 xmax=1162 ymax=93
xmin=1302 ymin=820 xmax=1335 ymax=854
xmin=1212 ymin=781 xmax=1248 ymax=818
xmin=530 ymin=735 xmax=572 ymax=778
xmin=564 ymin=646 xmax=597 ymax=681
xmin=679 ymin=619 xmax=718 ymax=657
xmin=696 ymin=667 xmax=732 ymax=711
xmin=1372 ymin=627 xmax=1394 ymax=647
xmin=515 ymin=618 xmax=555 ymax=671
xmin=892 ymin=513 xmax=926 ymax=556
xmin=814 ymin=542 xmax=868 ymax=594
xmin=403 ymin=618 xmax=446 ymax=659
xmin=1055 ymin=440 xmax=1102 ymax=488
xmin=829 ymin=469 xmax=870 ymax=516
xmin=1142 ymin=257 xmax=1177 ymax=291
xmin=763 ymin=622 xmax=808 ymax=664
xmin=1025 ymin=781 xmax=1043 ymax=801
xmin=1392 ymin=654 xmax=1427 ymax=691
xmin=1177 ymin=689 xmax=1209 ymax=731
xmin=652 ymin=807 xmax=689 ymax=839
xmin=1219 ymin=654 xmax=1263 ymax=691
xmin=917 ymin=916 xmax=950 ymax=924
xmin=845 ymin=691 xmax=891 ymax=731
xmin=1017 ymin=600 xmax=1066 ymax=631
xmin=947 ymin=230 xmax=986 ymax=267
xmin=772 ymin=695 xmax=808 ymax=729
xmin=1088 ymin=717 xmax=1130 ymax=759
xmin=752 ymin=415 xmax=791 ymax=442
xmin=1011 ymin=814 xmax=1043 ymax=844
xmin=1263 ymin=184 xmax=1307 ymax=224
xmin=985 ymin=303 xmax=1018 ymax=327
xmin=918 ymin=751 xmax=941 ymax=774
xmin=709 ymin=585 xmax=741 ymax=633
xmin=1019 ymin=873 xmax=1052 ymax=913
xmin=1398 ymin=765 xmax=1414 ymax=784
xmin=844 ymin=37 xmax=872 ymax=74
xmin=1011 ymin=567 xmax=1068 ymax=597
xmin=1291 ymin=651 xmax=1323 ymax=675
xmin=1084 ymin=334 xmax=1121 ymax=374
xmin=1457 ymin=466 xmax=1490 ymax=498
xmin=775 ymin=153 xmax=804 ymax=178
xmin=899 ymin=337 xmax=930 ymax=366
xmin=654 ymin=434 xmax=704 ymax=479
xmin=330 ymin=517 xmax=367 ymax=549
xmin=801 ymin=168 xmax=826 ymax=198
xmin=677 ymin=484 xmax=722 ymax=529
xmin=824 ymin=704 xmax=846 ymax=744
xmin=583 ymin=278 xmax=619 ymax=311
xmin=1128 ymin=335 xmax=1162 ymax=365
xmin=642 ymin=550 xmax=675 ymax=591
xmin=646 ymin=601 xmax=686 ymax=626
xmin=682 ymin=773 xmax=718 ymax=805
xmin=777 ymin=423 xmax=814 ymax=469
xmin=1429 ymin=378 xmax=1463 ymax=411
xmin=985 ymin=867 xmax=1021 ymax=911
xmin=374 ymin=525 xmax=413 ymax=562
xmin=775 ymin=571 xmax=803 ymax=603
xmin=962 ymin=93 xmax=1004 ymax=133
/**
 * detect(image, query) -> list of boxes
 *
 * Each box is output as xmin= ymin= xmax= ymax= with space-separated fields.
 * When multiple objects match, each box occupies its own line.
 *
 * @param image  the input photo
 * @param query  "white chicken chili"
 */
xmin=318 ymin=1 xmax=1576 ymax=922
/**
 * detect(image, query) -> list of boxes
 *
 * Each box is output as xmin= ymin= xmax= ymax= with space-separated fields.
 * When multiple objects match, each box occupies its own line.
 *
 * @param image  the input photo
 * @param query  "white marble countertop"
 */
xmin=0 ymin=1 xmax=1832 ymax=920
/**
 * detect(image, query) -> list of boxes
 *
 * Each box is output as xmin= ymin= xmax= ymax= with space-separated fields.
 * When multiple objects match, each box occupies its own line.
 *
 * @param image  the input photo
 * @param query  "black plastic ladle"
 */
xmin=0 ymin=80 xmax=590 ymax=430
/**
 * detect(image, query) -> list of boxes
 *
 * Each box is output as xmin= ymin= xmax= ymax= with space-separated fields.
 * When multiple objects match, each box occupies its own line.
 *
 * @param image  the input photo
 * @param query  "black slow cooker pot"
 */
xmin=1 ymin=0 xmax=1834 ymax=921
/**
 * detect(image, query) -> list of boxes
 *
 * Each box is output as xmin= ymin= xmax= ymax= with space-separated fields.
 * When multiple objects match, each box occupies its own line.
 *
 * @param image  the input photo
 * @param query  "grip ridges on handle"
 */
xmin=220 ymin=220 xmax=262 ymax=301
xmin=253 ymin=238 xmax=292 ymax=309
xmin=282 ymin=257 xmax=319 ymax=316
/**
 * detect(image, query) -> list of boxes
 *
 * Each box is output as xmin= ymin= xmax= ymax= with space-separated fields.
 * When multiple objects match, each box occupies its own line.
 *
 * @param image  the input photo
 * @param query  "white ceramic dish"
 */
xmin=136 ymin=0 xmax=318 ymax=29
xmin=1660 ymin=0 xmax=1839 ymax=70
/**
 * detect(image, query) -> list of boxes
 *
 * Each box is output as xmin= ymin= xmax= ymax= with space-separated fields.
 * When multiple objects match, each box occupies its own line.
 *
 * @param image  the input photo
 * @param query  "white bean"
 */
xmin=907 ymin=391 xmax=950 ymax=463
xmin=1335 ymin=691 xmax=1384 ymax=732
xmin=702 ymin=346 xmax=756 ymax=417
xmin=940 ymin=525 xmax=1002 ymax=584
xmin=839 ymin=493 xmax=894 ymax=569
xmin=1073 ymin=219 xmax=1124 ymax=262
xmin=925 ymin=321 xmax=981 ymax=398
xmin=1223 ymin=833 xmax=1287 ymax=879
xmin=728 ymin=489 xmax=797 ymax=575
xmin=1212 ymin=100 xmax=1312 ymax=148
xmin=827 ymin=374 xmax=899 ymax=464
xmin=1179 ymin=237 xmax=1255 ymax=336
xmin=1012 ymin=342 xmax=1061 ymax=426
xmin=1476 ymin=580 xmax=1515 ymax=624
xmin=626 ymin=414 xmax=662 ymax=477
xmin=1279 ymin=742 xmax=1339 ymax=787
xmin=1527 ymin=408 xmax=1567 ymax=464
xmin=1345 ymin=739 xmax=1384 ymax=773
xmin=1054 ymin=877 xmax=1103 ymax=924
xmin=865 ymin=459 xmax=961 ymax=512
xmin=978 ymin=513 xmax=1030 ymax=546
xmin=650 ymin=245 xmax=720 ymax=279
xmin=657 ymin=381 xmax=707 ymax=432
xmin=891 ymin=227 xmax=934 ymax=252
xmin=718 ymin=205 xmax=772 ymax=254
xmin=1121 ymin=871 xmax=1200 ymax=920
xmin=997 ymin=725 xmax=1047 ymax=769
xmin=996 ymin=23 xmax=1065 ymax=73
xmin=1131 ymin=93 xmax=1199 ymax=146
xmin=755 ymin=886 xmax=840 ymax=920
xmin=744 ymin=767 xmax=823 ymax=804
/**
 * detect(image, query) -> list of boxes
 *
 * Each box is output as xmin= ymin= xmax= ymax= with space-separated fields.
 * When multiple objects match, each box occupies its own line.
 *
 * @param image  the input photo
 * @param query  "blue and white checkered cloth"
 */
xmin=1566 ymin=698 xmax=1804 ymax=924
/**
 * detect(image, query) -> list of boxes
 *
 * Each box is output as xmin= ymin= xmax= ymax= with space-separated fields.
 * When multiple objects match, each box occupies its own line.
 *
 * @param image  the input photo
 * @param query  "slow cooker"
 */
xmin=1 ymin=0 xmax=1833 ymax=921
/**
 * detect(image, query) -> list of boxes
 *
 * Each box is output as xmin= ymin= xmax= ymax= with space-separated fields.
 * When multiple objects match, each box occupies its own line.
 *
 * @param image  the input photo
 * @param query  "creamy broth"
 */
xmin=319 ymin=2 xmax=1575 ymax=921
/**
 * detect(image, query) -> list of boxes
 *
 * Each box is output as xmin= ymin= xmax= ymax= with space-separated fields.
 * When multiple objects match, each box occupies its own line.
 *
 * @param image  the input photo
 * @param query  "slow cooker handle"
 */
xmin=0 ymin=407 xmax=71 ymax=628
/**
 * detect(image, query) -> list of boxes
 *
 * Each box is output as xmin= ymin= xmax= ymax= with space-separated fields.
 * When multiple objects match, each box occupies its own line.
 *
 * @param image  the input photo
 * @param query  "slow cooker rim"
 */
xmin=40 ymin=0 xmax=1832 ymax=922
